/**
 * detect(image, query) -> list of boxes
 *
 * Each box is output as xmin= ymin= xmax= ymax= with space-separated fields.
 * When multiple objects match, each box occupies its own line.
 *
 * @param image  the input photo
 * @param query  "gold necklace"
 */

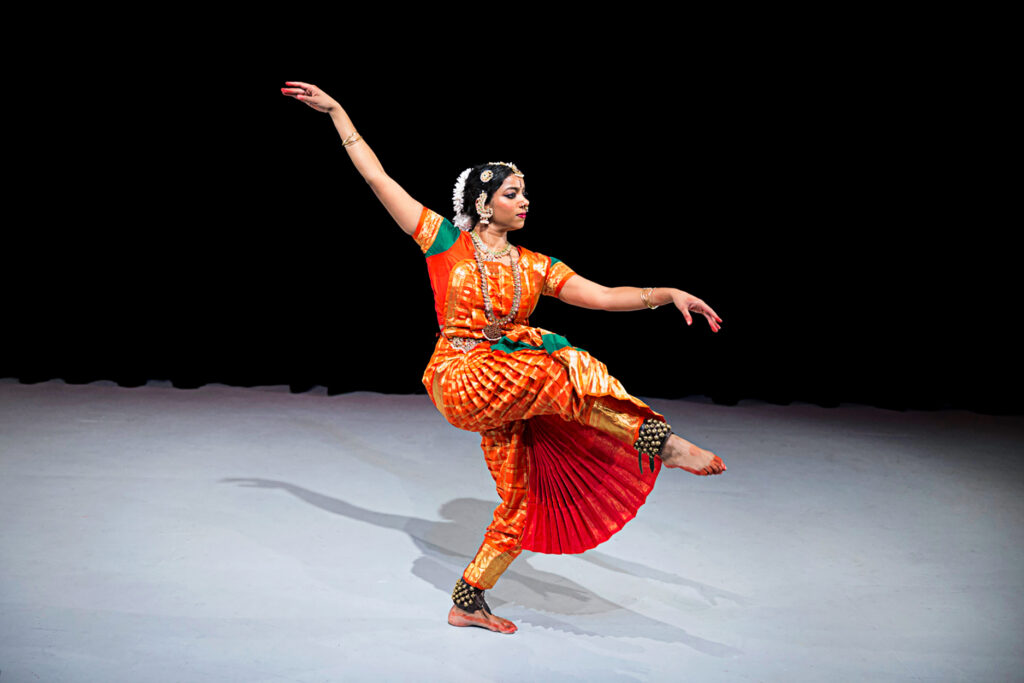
xmin=471 ymin=230 xmax=514 ymax=259
xmin=470 ymin=232 xmax=521 ymax=341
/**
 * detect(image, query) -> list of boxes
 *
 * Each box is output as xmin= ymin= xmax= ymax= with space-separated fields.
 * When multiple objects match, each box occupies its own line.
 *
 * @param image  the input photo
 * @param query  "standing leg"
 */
xmin=449 ymin=422 xmax=527 ymax=634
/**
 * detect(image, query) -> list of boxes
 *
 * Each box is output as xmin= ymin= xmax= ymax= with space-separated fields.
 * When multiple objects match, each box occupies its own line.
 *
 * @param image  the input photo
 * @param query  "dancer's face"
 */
xmin=487 ymin=175 xmax=529 ymax=230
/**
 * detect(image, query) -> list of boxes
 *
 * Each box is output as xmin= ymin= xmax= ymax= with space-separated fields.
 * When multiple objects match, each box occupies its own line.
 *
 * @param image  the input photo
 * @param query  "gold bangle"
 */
xmin=342 ymin=131 xmax=362 ymax=147
xmin=641 ymin=287 xmax=659 ymax=309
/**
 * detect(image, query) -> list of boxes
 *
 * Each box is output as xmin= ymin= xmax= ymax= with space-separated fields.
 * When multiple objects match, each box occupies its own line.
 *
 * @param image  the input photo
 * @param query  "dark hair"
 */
xmin=460 ymin=163 xmax=523 ymax=222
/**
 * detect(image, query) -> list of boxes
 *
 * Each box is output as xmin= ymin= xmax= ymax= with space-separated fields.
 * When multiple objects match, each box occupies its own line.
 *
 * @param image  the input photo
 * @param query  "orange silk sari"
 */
xmin=414 ymin=208 xmax=662 ymax=590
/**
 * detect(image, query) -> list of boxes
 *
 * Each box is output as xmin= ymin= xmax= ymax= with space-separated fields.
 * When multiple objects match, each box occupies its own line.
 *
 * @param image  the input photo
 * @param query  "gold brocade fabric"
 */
xmin=412 ymin=208 xmax=661 ymax=590
xmin=423 ymin=326 xmax=656 ymax=442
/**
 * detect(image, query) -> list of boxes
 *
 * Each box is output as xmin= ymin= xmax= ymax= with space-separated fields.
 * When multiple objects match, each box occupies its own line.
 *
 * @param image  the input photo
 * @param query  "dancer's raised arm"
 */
xmin=282 ymin=81 xmax=423 ymax=235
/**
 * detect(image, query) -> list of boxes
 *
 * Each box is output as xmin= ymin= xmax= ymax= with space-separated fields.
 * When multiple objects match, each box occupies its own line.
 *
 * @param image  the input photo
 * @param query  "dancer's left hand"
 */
xmin=280 ymin=81 xmax=340 ymax=114
xmin=672 ymin=291 xmax=722 ymax=332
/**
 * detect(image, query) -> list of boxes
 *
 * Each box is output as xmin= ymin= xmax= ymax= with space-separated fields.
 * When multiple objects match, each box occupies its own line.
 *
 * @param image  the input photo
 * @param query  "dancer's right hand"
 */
xmin=671 ymin=290 xmax=723 ymax=333
xmin=281 ymin=81 xmax=339 ymax=114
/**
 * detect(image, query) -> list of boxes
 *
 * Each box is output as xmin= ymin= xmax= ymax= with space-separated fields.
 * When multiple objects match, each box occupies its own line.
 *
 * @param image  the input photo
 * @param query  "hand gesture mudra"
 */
xmin=671 ymin=291 xmax=723 ymax=333
xmin=280 ymin=81 xmax=338 ymax=114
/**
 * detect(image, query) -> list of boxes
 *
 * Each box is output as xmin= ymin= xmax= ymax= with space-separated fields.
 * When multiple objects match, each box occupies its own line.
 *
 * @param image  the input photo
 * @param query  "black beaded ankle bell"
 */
xmin=452 ymin=578 xmax=489 ymax=613
xmin=633 ymin=418 xmax=673 ymax=473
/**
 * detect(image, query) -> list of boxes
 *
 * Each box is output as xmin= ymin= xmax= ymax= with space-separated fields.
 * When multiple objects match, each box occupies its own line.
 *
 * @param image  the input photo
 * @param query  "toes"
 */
xmin=493 ymin=615 xmax=517 ymax=633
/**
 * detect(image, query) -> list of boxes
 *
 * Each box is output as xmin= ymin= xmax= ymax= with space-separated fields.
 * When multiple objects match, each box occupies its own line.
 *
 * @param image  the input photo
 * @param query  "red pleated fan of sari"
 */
xmin=520 ymin=414 xmax=660 ymax=554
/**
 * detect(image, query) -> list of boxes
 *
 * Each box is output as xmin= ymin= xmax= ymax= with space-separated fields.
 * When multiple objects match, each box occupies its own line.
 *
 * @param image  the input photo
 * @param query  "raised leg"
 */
xmin=659 ymin=433 xmax=726 ymax=475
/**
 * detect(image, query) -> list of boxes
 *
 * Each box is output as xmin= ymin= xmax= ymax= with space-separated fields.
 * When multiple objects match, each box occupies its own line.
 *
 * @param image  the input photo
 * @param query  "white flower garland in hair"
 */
xmin=452 ymin=167 xmax=473 ymax=230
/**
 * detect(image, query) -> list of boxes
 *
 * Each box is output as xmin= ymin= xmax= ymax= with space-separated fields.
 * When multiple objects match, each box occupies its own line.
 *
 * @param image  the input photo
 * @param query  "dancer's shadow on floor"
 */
xmin=222 ymin=478 xmax=743 ymax=655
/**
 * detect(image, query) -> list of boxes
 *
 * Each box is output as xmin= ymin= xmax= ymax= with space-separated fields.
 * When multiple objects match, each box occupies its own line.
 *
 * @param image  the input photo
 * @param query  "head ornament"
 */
xmin=486 ymin=162 xmax=523 ymax=178
xmin=452 ymin=167 xmax=473 ymax=230
xmin=452 ymin=162 xmax=525 ymax=231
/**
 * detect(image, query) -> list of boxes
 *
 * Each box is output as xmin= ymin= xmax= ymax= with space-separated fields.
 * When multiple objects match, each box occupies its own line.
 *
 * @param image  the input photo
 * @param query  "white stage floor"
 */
xmin=2 ymin=379 xmax=1022 ymax=681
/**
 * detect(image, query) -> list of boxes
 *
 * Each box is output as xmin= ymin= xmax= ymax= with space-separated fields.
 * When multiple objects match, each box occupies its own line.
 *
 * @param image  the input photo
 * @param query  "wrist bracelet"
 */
xmin=641 ymin=287 xmax=659 ymax=309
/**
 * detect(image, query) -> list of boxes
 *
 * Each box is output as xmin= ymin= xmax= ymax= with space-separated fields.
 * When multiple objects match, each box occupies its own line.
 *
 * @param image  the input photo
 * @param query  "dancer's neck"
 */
xmin=473 ymin=225 xmax=510 ymax=252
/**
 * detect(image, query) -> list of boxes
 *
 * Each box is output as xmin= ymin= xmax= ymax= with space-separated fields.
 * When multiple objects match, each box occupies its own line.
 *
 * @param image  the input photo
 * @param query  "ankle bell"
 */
xmin=634 ymin=418 xmax=673 ymax=473
xmin=452 ymin=578 xmax=489 ymax=613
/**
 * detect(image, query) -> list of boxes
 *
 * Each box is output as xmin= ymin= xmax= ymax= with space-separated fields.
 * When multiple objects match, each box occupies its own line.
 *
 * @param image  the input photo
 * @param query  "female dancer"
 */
xmin=282 ymin=81 xmax=726 ymax=635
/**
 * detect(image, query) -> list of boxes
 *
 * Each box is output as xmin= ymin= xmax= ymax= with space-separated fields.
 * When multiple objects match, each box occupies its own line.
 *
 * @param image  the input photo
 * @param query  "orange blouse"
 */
xmin=412 ymin=207 xmax=576 ymax=340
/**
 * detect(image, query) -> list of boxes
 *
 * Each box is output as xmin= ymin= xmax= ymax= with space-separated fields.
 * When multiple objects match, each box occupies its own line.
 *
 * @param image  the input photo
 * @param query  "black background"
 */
xmin=4 ymin=28 xmax=1017 ymax=413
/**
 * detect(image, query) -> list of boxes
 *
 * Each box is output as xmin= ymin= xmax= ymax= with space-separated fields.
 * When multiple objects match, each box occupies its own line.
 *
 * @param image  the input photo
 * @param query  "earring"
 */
xmin=475 ymin=191 xmax=493 ymax=225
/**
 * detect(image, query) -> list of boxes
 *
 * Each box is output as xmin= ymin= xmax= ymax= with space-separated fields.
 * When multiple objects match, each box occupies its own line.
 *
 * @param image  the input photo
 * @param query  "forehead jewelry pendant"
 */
xmin=487 ymin=162 xmax=524 ymax=178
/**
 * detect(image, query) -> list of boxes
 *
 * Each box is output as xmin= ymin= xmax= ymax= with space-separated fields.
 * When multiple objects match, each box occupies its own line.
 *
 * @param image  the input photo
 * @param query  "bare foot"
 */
xmin=448 ymin=605 xmax=518 ymax=634
xmin=660 ymin=434 xmax=726 ymax=475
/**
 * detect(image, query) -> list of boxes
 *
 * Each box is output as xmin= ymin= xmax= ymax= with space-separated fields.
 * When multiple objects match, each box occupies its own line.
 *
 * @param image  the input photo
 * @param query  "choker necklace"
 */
xmin=470 ymin=230 xmax=521 ymax=341
xmin=471 ymin=229 xmax=514 ymax=259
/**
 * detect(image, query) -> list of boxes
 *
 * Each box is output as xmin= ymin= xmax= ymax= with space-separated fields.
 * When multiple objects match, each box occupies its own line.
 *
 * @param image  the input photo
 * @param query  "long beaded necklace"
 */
xmin=470 ymin=230 xmax=521 ymax=341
